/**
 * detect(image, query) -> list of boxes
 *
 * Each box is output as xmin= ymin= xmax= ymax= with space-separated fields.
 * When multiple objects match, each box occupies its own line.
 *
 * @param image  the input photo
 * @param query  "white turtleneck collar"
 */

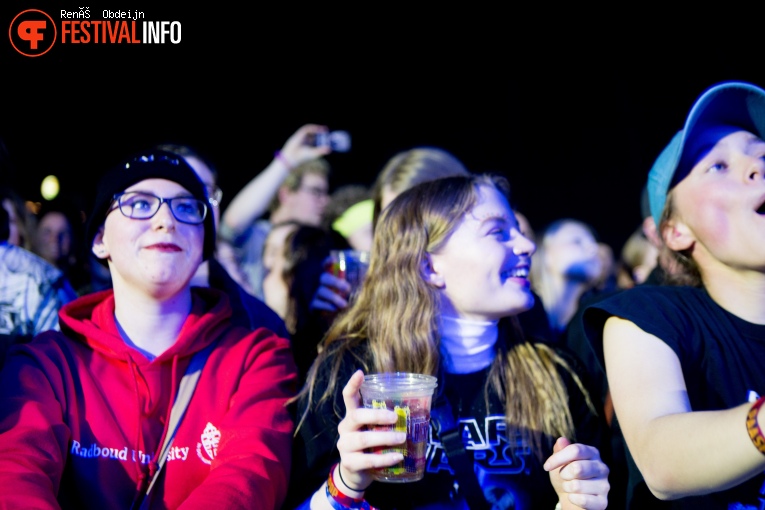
xmin=439 ymin=315 xmax=498 ymax=374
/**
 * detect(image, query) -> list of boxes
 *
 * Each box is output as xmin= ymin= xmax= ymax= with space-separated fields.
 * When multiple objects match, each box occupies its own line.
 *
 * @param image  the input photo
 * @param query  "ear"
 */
xmin=662 ymin=217 xmax=695 ymax=252
xmin=420 ymin=253 xmax=445 ymax=288
xmin=91 ymin=226 xmax=110 ymax=261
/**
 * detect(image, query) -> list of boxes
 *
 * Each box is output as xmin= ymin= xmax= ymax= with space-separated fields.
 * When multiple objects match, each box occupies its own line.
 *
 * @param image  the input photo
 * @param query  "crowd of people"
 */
xmin=0 ymin=80 xmax=764 ymax=509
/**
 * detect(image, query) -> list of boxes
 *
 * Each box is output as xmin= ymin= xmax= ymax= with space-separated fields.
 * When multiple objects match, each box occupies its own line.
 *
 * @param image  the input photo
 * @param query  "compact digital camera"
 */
xmin=306 ymin=130 xmax=351 ymax=152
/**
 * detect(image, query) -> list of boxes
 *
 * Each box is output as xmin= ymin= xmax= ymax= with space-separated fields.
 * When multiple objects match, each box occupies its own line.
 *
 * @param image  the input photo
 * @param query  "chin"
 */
xmin=497 ymin=299 xmax=534 ymax=319
xmin=146 ymin=272 xmax=194 ymax=294
xmin=148 ymin=281 xmax=192 ymax=300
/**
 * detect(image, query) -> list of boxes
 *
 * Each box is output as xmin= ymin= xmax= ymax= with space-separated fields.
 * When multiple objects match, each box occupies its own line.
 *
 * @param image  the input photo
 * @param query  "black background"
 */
xmin=3 ymin=5 xmax=765 ymax=253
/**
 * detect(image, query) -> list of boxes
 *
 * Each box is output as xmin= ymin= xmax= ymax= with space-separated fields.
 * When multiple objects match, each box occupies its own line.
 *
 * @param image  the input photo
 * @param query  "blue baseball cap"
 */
xmin=647 ymin=81 xmax=765 ymax=227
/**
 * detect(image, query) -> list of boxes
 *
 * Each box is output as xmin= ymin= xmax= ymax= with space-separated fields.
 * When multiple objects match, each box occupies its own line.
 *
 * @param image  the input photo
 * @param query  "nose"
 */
xmin=317 ymin=196 xmax=330 ymax=212
xmin=152 ymin=201 xmax=177 ymax=230
xmin=511 ymin=231 xmax=536 ymax=257
xmin=747 ymin=156 xmax=765 ymax=182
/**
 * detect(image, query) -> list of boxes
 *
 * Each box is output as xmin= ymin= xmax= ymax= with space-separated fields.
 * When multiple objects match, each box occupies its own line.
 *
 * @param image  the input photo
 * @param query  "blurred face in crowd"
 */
xmin=35 ymin=212 xmax=73 ymax=266
xmin=542 ymin=220 xmax=602 ymax=284
xmin=281 ymin=173 xmax=329 ymax=226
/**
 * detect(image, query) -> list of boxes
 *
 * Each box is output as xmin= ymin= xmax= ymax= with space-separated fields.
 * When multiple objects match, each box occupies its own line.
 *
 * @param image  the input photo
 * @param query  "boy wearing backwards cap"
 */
xmin=583 ymin=81 xmax=765 ymax=508
xmin=0 ymin=150 xmax=297 ymax=509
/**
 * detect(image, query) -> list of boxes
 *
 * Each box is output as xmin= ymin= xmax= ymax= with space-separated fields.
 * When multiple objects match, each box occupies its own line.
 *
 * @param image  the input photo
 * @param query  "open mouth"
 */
xmin=757 ymin=200 xmax=765 ymax=215
xmin=501 ymin=267 xmax=529 ymax=280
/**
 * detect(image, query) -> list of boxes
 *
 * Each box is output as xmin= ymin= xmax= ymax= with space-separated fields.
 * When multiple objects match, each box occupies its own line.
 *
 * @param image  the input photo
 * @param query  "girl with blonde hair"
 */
xmin=287 ymin=174 xmax=610 ymax=510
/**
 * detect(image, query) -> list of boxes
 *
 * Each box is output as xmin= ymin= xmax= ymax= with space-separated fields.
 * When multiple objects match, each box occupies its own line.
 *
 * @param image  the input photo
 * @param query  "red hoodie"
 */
xmin=0 ymin=287 xmax=297 ymax=509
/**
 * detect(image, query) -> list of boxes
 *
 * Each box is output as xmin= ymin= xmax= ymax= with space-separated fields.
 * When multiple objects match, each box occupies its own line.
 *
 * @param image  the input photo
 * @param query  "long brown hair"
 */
xmin=297 ymin=174 xmax=594 ymax=455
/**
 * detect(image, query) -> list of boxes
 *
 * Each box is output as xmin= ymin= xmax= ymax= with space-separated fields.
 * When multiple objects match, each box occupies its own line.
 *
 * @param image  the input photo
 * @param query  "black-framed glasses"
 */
xmin=111 ymin=192 xmax=208 ymax=224
xmin=298 ymin=185 xmax=329 ymax=198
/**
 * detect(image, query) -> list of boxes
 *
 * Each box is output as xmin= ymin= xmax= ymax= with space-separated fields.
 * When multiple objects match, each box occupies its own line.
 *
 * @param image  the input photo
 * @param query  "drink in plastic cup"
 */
xmin=359 ymin=372 xmax=438 ymax=483
xmin=327 ymin=250 xmax=370 ymax=297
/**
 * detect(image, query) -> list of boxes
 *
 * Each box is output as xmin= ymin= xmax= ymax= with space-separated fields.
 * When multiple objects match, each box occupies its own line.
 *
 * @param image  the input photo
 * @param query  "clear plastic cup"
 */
xmin=359 ymin=372 xmax=438 ymax=483
xmin=327 ymin=250 xmax=370 ymax=297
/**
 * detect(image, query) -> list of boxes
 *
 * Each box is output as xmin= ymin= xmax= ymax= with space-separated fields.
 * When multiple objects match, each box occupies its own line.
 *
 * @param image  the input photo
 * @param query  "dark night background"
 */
xmin=3 ymin=5 xmax=765 ymax=254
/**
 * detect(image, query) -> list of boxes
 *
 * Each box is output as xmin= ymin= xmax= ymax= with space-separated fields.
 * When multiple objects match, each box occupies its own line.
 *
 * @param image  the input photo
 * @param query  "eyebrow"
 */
xmin=469 ymin=211 xmax=511 ymax=225
xmin=693 ymin=136 xmax=763 ymax=166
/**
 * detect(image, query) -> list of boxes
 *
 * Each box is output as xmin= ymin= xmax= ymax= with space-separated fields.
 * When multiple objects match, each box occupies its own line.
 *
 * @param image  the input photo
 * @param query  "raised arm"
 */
xmin=221 ymin=124 xmax=331 ymax=236
xmin=603 ymin=316 xmax=765 ymax=500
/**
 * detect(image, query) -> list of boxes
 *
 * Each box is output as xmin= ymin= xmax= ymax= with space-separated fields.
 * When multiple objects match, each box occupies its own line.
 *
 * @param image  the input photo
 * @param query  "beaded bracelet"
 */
xmin=326 ymin=463 xmax=378 ymax=510
xmin=746 ymin=396 xmax=765 ymax=455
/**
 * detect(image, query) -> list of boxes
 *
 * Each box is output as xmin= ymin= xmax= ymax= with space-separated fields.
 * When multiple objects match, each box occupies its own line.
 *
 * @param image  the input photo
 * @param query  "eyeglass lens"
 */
xmin=301 ymin=186 xmax=328 ymax=198
xmin=117 ymin=192 xmax=207 ymax=224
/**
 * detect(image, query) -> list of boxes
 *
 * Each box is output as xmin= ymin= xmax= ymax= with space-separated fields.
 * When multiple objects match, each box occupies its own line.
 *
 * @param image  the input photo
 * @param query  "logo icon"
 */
xmin=9 ymin=9 xmax=57 ymax=57
xmin=196 ymin=422 xmax=220 ymax=465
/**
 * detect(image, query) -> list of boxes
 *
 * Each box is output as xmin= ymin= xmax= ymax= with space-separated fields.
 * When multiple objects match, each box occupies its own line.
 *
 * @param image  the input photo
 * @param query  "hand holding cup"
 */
xmin=336 ymin=370 xmax=407 ymax=492
xmin=326 ymin=250 xmax=370 ymax=299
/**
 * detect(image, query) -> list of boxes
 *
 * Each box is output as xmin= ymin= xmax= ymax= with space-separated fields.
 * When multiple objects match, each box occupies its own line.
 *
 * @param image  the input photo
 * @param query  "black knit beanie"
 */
xmin=85 ymin=149 xmax=216 ymax=264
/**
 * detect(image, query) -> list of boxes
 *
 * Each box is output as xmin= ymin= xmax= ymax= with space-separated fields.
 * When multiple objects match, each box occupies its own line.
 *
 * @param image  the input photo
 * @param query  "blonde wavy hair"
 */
xmin=297 ymin=174 xmax=594 ymax=456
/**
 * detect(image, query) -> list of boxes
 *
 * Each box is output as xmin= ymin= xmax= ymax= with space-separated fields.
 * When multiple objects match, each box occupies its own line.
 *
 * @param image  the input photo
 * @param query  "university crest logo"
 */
xmin=196 ymin=422 xmax=220 ymax=465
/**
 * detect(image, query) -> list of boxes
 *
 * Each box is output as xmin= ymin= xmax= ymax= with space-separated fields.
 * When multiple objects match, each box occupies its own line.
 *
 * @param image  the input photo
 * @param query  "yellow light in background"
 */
xmin=40 ymin=175 xmax=60 ymax=200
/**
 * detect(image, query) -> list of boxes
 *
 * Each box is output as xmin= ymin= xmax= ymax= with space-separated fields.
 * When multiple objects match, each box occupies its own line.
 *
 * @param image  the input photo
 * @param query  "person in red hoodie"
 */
xmin=0 ymin=150 xmax=298 ymax=509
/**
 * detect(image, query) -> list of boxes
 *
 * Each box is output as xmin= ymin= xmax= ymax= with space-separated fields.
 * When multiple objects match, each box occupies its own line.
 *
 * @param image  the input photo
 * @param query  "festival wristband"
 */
xmin=746 ymin=396 xmax=765 ymax=455
xmin=274 ymin=150 xmax=293 ymax=170
xmin=326 ymin=463 xmax=377 ymax=510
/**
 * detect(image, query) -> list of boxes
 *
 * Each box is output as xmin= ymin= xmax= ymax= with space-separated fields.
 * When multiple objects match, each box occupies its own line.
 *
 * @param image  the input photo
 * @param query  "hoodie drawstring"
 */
xmin=127 ymin=355 xmax=148 ymax=494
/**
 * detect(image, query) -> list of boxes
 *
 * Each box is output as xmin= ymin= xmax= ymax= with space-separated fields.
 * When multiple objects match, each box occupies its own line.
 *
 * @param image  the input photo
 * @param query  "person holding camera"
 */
xmin=218 ymin=124 xmax=336 ymax=301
